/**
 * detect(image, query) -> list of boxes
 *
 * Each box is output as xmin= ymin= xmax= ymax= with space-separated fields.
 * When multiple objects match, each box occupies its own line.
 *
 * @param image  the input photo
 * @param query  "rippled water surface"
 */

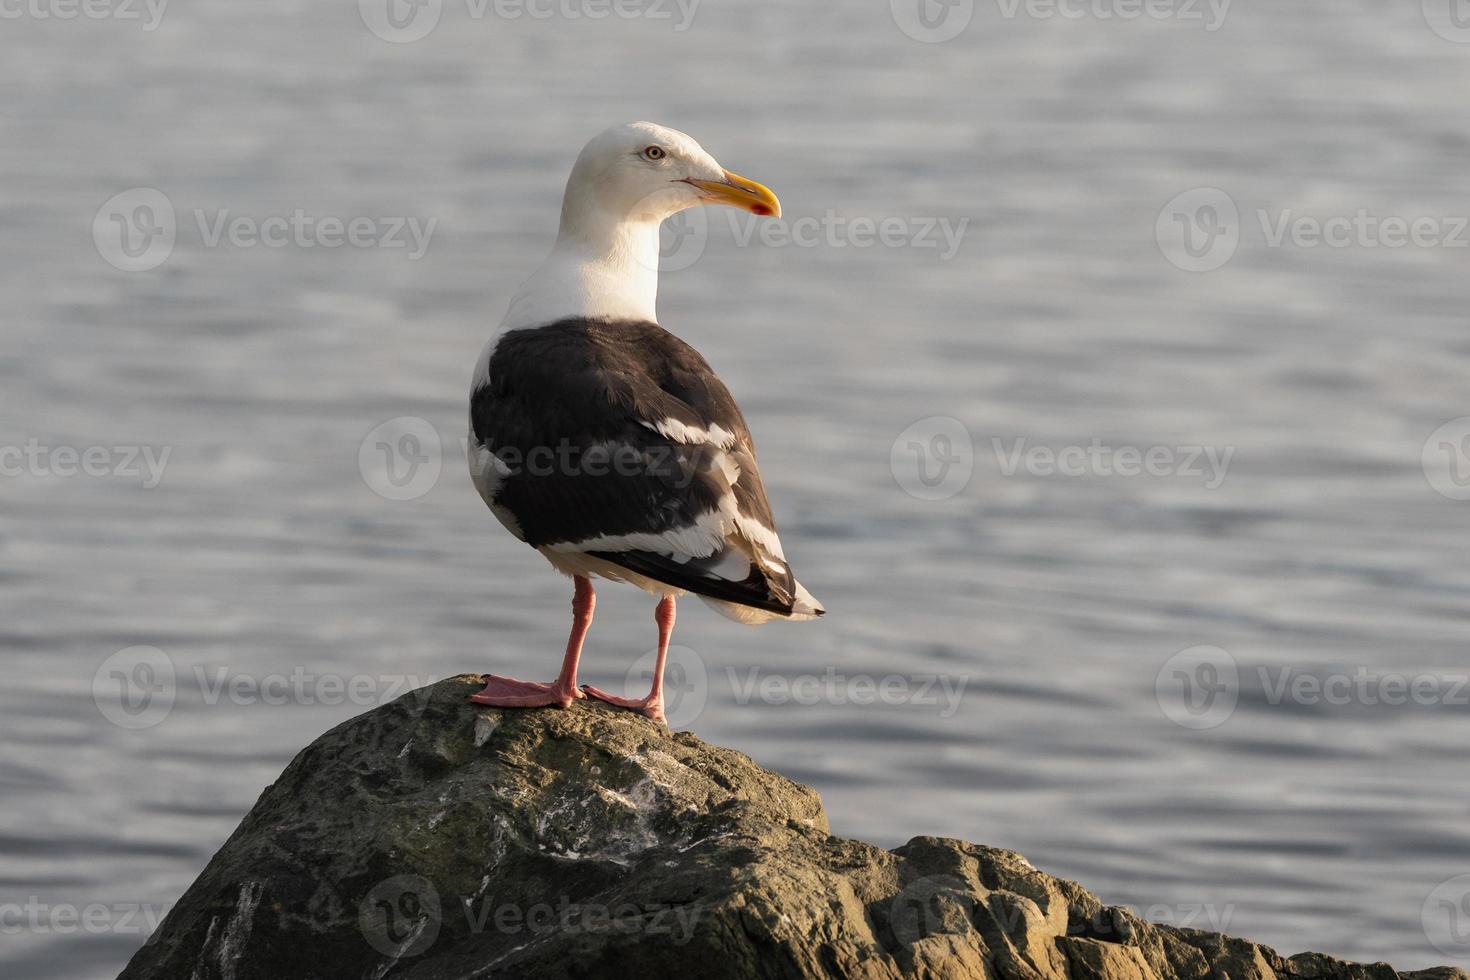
xmin=5 ymin=2 xmax=1470 ymax=976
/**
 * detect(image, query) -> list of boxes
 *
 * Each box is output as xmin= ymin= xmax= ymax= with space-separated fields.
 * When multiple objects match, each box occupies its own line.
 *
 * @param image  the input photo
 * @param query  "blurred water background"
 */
xmin=5 ymin=1 xmax=1470 ymax=975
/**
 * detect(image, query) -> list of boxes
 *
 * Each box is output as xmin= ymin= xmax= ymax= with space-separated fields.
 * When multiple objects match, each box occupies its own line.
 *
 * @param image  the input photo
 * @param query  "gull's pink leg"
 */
xmin=583 ymin=594 xmax=675 ymax=724
xmin=470 ymin=576 xmax=594 ymax=709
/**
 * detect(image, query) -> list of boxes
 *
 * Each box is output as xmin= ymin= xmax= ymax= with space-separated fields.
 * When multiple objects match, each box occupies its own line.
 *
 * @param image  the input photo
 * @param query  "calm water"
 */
xmin=5 ymin=2 xmax=1470 ymax=976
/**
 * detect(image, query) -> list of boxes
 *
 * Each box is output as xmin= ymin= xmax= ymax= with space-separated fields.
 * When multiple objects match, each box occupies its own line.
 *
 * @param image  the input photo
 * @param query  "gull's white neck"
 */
xmin=500 ymin=195 xmax=662 ymax=332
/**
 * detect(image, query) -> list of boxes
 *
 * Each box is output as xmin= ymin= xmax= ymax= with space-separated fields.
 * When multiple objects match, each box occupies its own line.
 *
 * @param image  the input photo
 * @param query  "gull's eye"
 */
xmin=641 ymin=145 xmax=667 ymax=162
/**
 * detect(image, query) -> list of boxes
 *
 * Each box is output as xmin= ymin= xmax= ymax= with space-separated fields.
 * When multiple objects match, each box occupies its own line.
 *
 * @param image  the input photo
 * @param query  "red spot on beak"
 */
xmin=750 ymin=204 xmax=774 ymax=217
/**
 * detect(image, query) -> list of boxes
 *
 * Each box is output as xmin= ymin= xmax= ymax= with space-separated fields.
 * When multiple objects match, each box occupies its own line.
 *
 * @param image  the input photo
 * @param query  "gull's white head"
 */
xmin=559 ymin=121 xmax=781 ymax=233
xmin=499 ymin=122 xmax=780 ymax=332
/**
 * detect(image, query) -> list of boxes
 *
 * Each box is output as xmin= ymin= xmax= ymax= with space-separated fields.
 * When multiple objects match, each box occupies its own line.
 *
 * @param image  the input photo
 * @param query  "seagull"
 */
xmin=466 ymin=122 xmax=824 ymax=724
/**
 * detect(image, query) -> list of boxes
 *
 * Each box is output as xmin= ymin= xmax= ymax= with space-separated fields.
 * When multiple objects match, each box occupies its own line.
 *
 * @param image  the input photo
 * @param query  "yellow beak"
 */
xmin=684 ymin=170 xmax=781 ymax=218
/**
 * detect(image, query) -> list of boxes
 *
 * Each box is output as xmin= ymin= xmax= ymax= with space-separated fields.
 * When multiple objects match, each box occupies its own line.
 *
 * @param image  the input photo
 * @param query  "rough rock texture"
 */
xmin=122 ymin=676 xmax=1465 ymax=980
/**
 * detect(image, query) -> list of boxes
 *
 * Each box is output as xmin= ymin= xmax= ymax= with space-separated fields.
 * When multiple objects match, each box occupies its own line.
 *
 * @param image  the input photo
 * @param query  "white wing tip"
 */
xmin=697 ymin=580 xmax=825 ymax=625
xmin=790 ymin=582 xmax=826 ymax=620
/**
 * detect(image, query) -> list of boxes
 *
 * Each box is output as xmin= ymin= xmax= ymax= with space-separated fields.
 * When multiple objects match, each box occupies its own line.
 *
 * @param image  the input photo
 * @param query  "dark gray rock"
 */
xmin=120 ymin=676 xmax=1468 ymax=980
